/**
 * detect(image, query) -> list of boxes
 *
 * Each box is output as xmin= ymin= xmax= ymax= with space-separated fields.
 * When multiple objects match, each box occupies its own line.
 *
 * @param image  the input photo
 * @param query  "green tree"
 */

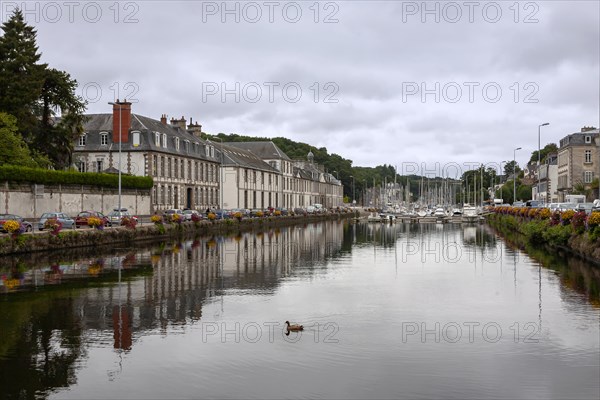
xmin=0 ymin=9 xmax=87 ymax=169
xmin=529 ymin=143 xmax=558 ymax=164
xmin=503 ymin=160 xmax=521 ymax=177
xmin=0 ymin=9 xmax=46 ymax=143
xmin=0 ymin=112 xmax=41 ymax=167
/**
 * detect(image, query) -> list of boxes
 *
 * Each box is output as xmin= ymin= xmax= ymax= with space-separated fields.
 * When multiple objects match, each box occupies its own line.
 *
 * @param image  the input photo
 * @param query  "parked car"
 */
xmin=38 ymin=212 xmax=75 ymax=231
xmin=525 ymin=200 xmax=544 ymax=208
xmin=75 ymin=211 xmax=111 ymax=228
xmin=0 ymin=214 xmax=33 ymax=233
xmin=163 ymin=209 xmax=184 ymax=221
xmin=107 ymin=208 xmax=138 ymax=225
xmin=576 ymin=203 xmax=594 ymax=215
xmin=182 ymin=209 xmax=202 ymax=221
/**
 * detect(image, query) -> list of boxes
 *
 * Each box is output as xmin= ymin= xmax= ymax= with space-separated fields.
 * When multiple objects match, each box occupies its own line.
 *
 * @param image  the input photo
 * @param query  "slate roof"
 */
xmin=225 ymin=141 xmax=291 ymax=160
xmin=77 ymin=113 xmax=218 ymax=163
xmin=216 ymin=142 xmax=279 ymax=172
xmin=559 ymin=129 xmax=600 ymax=148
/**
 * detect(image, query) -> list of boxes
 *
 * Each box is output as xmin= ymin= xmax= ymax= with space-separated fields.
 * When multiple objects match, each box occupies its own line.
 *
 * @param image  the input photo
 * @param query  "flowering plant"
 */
xmin=571 ymin=211 xmax=587 ymax=232
xmin=87 ymin=216 xmax=103 ymax=230
xmin=207 ymin=212 xmax=216 ymax=221
xmin=171 ymin=213 xmax=182 ymax=224
xmin=561 ymin=210 xmax=575 ymax=225
xmin=44 ymin=218 xmax=63 ymax=235
xmin=587 ymin=212 xmax=600 ymax=228
xmin=233 ymin=211 xmax=242 ymax=221
xmin=191 ymin=213 xmax=201 ymax=222
xmin=121 ymin=216 xmax=137 ymax=229
xmin=151 ymin=214 xmax=162 ymax=224
xmin=3 ymin=220 xmax=22 ymax=237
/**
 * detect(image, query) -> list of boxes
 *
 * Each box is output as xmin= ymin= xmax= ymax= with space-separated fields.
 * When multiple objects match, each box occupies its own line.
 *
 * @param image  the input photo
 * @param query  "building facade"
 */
xmin=557 ymin=127 xmax=600 ymax=201
xmin=73 ymin=102 xmax=221 ymax=213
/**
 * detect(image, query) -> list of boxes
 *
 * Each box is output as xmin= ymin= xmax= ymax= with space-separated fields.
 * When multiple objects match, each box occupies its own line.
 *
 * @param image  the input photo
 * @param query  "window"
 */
xmin=153 ymin=186 xmax=157 ymax=204
xmin=584 ymin=171 xmax=593 ymax=183
xmin=184 ymin=140 xmax=189 ymax=152
xmin=155 ymin=132 xmax=160 ymax=147
xmin=162 ymin=134 xmax=167 ymax=148
xmin=585 ymin=150 xmax=592 ymax=163
xmin=132 ymin=131 xmax=140 ymax=147
xmin=76 ymin=161 xmax=86 ymax=173
xmin=175 ymin=137 xmax=180 ymax=150
xmin=160 ymin=157 xmax=165 ymax=177
xmin=181 ymin=159 xmax=184 ymax=179
xmin=174 ymin=159 xmax=178 ymax=178
xmin=168 ymin=158 xmax=172 ymax=178
xmin=78 ymin=134 xmax=86 ymax=146
xmin=100 ymin=132 xmax=108 ymax=146
xmin=96 ymin=159 xmax=103 ymax=172
xmin=585 ymin=135 xmax=591 ymax=144
xmin=153 ymin=156 xmax=158 ymax=176
xmin=210 ymin=146 xmax=214 ymax=157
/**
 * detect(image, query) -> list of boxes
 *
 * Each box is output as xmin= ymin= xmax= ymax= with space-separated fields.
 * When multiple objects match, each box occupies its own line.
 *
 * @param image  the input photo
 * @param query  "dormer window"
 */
xmin=585 ymin=135 xmax=591 ymax=143
xmin=100 ymin=132 xmax=108 ymax=146
xmin=78 ymin=134 xmax=86 ymax=146
xmin=184 ymin=140 xmax=189 ymax=152
xmin=132 ymin=131 xmax=140 ymax=147
xmin=175 ymin=137 xmax=180 ymax=150
xmin=162 ymin=134 xmax=167 ymax=148
xmin=210 ymin=146 xmax=214 ymax=157
xmin=155 ymin=132 xmax=160 ymax=147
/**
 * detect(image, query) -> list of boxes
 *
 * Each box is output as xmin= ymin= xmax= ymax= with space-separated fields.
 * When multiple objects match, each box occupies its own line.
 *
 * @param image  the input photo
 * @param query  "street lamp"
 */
xmin=349 ymin=175 xmax=355 ymax=206
xmin=214 ymin=137 xmax=224 ymax=218
xmin=108 ymin=101 xmax=122 ymax=215
xmin=538 ymin=122 xmax=550 ymax=201
xmin=513 ymin=147 xmax=522 ymax=205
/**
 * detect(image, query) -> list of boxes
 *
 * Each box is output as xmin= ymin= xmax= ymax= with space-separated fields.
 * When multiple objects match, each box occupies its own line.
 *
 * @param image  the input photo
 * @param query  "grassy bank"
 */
xmin=487 ymin=207 xmax=600 ymax=265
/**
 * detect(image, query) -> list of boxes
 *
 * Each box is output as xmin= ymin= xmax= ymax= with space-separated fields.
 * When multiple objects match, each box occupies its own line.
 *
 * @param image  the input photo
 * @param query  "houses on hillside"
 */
xmin=73 ymin=101 xmax=343 ymax=214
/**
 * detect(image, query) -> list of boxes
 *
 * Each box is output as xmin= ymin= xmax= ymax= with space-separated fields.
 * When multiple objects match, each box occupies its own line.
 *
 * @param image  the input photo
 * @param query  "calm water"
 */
xmin=1 ymin=221 xmax=599 ymax=399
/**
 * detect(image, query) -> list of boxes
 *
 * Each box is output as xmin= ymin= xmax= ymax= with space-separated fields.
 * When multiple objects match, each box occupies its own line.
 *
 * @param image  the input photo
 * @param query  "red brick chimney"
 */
xmin=160 ymin=114 xmax=167 ymax=125
xmin=112 ymin=100 xmax=132 ymax=144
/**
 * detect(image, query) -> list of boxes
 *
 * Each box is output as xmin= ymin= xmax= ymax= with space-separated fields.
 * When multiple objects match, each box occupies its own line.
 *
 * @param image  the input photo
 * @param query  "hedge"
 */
xmin=0 ymin=165 xmax=153 ymax=190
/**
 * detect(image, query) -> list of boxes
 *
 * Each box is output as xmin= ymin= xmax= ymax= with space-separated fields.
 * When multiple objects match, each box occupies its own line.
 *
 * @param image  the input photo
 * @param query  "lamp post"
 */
xmin=349 ymin=175 xmax=355 ymax=206
xmin=215 ymin=137 xmax=224 ymax=218
xmin=108 ymin=101 xmax=122 ymax=214
xmin=513 ymin=147 xmax=522 ymax=205
xmin=537 ymin=122 xmax=550 ymax=201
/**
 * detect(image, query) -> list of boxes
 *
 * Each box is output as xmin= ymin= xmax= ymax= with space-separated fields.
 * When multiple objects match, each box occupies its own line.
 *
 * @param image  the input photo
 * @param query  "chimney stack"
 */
xmin=188 ymin=117 xmax=203 ymax=138
xmin=160 ymin=114 xmax=167 ymax=125
xmin=112 ymin=99 xmax=132 ymax=145
xmin=170 ymin=116 xmax=187 ymax=131
xmin=581 ymin=126 xmax=598 ymax=132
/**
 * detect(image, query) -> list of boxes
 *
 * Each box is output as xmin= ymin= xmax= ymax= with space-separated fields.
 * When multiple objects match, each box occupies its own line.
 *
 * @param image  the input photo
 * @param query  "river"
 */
xmin=1 ymin=221 xmax=599 ymax=399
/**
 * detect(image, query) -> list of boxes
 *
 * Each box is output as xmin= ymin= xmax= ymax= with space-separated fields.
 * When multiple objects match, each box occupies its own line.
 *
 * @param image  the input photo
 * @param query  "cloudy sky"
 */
xmin=3 ymin=0 xmax=598 ymax=176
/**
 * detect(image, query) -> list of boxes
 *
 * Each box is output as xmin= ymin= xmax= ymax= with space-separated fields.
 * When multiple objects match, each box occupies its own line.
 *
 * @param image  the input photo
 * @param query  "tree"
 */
xmin=503 ymin=160 xmax=521 ymax=177
xmin=0 ymin=112 xmax=45 ymax=167
xmin=529 ymin=143 xmax=558 ymax=164
xmin=0 ymin=9 xmax=46 ymax=143
xmin=0 ymin=9 xmax=86 ymax=169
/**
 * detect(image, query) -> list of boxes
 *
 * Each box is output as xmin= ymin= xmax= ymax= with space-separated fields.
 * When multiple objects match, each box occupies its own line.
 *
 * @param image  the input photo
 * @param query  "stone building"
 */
xmin=557 ymin=126 xmax=600 ymax=201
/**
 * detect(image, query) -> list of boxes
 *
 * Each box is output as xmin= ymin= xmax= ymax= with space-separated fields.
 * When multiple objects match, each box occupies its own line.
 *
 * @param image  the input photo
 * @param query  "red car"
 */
xmin=75 ymin=211 xmax=111 ymax=228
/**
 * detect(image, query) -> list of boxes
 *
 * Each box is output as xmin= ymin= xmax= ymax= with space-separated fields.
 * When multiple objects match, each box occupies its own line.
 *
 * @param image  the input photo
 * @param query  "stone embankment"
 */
xmin=0 ymin=212 xmax=356 ymax=256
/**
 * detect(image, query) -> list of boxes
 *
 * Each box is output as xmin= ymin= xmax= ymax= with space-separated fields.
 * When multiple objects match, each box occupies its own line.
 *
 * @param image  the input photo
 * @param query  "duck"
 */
xmin=285 ymin=321 xmax=304 ymax=331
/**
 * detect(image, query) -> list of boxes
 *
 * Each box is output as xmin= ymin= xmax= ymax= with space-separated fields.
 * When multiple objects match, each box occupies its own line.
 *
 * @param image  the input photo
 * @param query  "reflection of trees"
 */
xmin=0 ymin=295 xmax=83 ymax=399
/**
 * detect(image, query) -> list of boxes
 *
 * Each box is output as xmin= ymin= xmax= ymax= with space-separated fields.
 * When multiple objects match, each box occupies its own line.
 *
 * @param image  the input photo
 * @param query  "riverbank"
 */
xmin=0 ymin=211 xmax=357 ymax=256
xmin=487 ymin=210 xmax=600 ymax=265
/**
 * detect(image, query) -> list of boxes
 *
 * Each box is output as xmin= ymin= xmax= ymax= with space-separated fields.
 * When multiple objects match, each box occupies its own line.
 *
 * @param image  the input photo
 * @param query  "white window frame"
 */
xmin=155 ymin=132 xmax=160 ymax=147
xmin=585 ymin=135 xmax=591 ymax=143
xmin=585 ymin=150 xmax=592 ymax=163
xmin=132 ymin=131 xmax=141 ymax=147
xmin=584 ymin=171 xmax=593 ymax=183
xmin=78 ymin=134 xmax=86 ymax=146
xmin=175 ymin=137 xmax=180 ymax=150
xmin=162 ymin=134 xmax=168 ymax=148
xmin=100 ymin=132 xmax=108 ymax=146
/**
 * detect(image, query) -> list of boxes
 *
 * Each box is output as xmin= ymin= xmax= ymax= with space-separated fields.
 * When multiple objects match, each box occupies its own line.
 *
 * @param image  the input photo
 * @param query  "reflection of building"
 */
xmin=535 ymin=153 xmax=558 ymax=203
xmin=557 ymin=126 xmax=600 ymax=201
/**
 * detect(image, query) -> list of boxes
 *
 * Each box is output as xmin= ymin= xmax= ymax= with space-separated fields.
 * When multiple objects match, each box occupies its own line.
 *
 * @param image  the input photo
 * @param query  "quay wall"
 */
xmin=0 ymin=212 xmax=356 ymax=256
xmin=0 ymin=182 xmax=151 ymax=218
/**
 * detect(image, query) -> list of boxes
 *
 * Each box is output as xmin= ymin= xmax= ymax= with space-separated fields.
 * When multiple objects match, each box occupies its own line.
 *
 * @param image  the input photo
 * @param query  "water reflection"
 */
xmin=0 ymin=221 xmax=598 ymax=399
